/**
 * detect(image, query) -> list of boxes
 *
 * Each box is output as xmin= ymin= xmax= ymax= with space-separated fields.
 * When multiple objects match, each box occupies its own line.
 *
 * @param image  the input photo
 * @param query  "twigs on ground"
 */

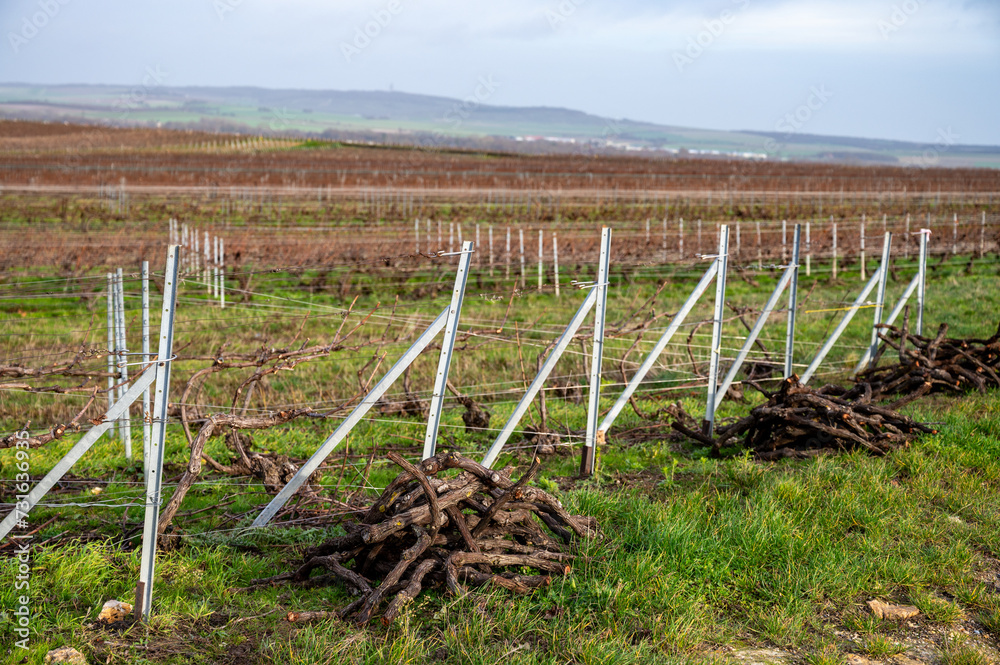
xmin=856 ymin=319 xmax=1000 ymax=407
xmin=668 ymin=376 xmax=936 ymax=460
xmin=243 ymin=451 xmax=597 ymax=626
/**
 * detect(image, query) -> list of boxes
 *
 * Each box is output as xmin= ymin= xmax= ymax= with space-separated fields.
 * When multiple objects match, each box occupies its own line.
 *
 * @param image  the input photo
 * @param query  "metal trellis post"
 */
xmin=598 ymin=259 xmax=720 ymax=437
xmin=480 ymin=288 xmax=598 ymax=469
xmin=423 ymin=241 xmax=474 ymax=460
xmin=115 ymin=268 xmax=132 ymax=456
xmin=867 ymin=233 xmax=893 ymax=370
xmin=250 ymin=243 xmax=491 ymax=525
xmin=106 ymin=274 xmax=116 ymax=436
xmin=553 ymin=233 xmax=560 ymax=297
xmin=252 ymin=307 xmax=450 ymax=527
xmin=219 ymin=237 xmax=225 ymax=309
xmin=519 ymin=228 xmax=526 ymax=288
xmin=581 ymin=227 xmax=612 ymax=477
xmin=800 ymin=232 xmax=891 ymax=385
xmin=142 ymin=261 xmax=151 ymax=471
xmin=538 ymin=229 xmax=544 ymax=291
xmin=204 ymin=230 xmax=211 ymax=293
xmin=0 ymin=369 xmax=158 ymax=541
xmin=136 ymin=245 xmax=181 ymax=621
xmin=704 ymin=225 xmax=730 ymax=438
xmin=917 ymin=229 xmax=929 ymax=336
xmin=860 ymin=215 xmax=866 ymax=281
xmin=713 ymin=249 xmax=797 ymax=412
xmin=784 ymin=224 xmax=801 ymax=378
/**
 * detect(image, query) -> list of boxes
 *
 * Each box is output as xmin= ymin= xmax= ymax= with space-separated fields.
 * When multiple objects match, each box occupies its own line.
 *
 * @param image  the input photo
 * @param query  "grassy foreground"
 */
xmin=2 ymin=388 xmax=1000 ymax=664
xmin=2 ymin=256 xmax=1000 ymax=664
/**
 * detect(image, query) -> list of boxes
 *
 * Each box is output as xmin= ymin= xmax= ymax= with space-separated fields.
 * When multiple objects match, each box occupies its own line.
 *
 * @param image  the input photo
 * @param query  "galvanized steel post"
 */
xmin=714 ymin=258 xmax=796 ymax=412
xmin=917 ymin=229 xmax=929 ymax=336
xmin=598 ymin=260 xmax=720 ymax=436
xmin=537 ymin=229 xmax=544 ymax=291
xmin=253 ymin=307 xmax=450 ymax=527
xmin=553 ymin=233 xmax=560 ymax=297
xmin=106 ymin=274 xmax=116 ymax=435
xmin=115 ymin=269 xmax=132 ymax=452
xmin=219 ymin=237 xmax=225 ymax=309
xmin=800 ymin=267 xmax=883 ymax=385
xmin=142 ymin=261 xmax=151 ymax=471
xmin=704 ymin=225 xmax=730 ymax=438
xmin=136 ymin=244 xmax=181 ymax=621
xmin=784 ymin=224 xmax=801 ymax=378
xmin=481 ymin=289 xmax=598 ymax=469
xmin=867 ymin=233 xmax=893 ymax=370
xmin=581 ymin=227 xmax=612 ymax=477
xmin=423 ymin=241 xmax=474 ymax=460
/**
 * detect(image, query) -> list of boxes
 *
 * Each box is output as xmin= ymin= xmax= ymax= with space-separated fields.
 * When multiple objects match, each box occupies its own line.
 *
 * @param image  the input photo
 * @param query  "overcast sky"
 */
xmin=2 ymin=0 xmax=998 ymax=144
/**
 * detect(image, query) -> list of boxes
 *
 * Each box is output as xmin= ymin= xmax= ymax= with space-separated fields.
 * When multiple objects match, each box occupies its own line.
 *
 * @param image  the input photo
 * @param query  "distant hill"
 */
xmin=1 ymin=83 xmax=998 ymax=168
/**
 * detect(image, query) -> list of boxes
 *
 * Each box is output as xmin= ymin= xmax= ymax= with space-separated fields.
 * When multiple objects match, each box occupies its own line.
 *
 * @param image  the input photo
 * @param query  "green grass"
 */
xmin=2 ymin=244 xmax=1000 ymax=663
xmin=860 ymin=634 xmax=907 ymax=658
xmin=7 ymin=398 xmax=1000 ymax=663
xmin=940 ymin=637 xmax=994 ymax=665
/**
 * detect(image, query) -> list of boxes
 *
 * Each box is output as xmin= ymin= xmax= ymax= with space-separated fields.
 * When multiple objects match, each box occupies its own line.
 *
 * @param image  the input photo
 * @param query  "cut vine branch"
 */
xmin=240 ymin=451 xmax=598 ymax=626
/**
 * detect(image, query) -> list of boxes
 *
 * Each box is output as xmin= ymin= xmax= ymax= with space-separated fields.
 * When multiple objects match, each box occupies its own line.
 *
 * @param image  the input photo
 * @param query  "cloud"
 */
xmin=533 ymin=0 xmax=1000 ymax=54
xmin=0 ymin=0 xmax=997 ymax=143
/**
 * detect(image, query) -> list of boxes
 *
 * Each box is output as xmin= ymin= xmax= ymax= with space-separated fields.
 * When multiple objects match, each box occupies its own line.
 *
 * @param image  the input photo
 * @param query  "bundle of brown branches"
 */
xmin=855 ymin=320 xmax=1000 ymax=408
xmin=245 ymin=451 xmax=598 ymax=626
xmin=670 ymin=376 xmax=937 ymax=460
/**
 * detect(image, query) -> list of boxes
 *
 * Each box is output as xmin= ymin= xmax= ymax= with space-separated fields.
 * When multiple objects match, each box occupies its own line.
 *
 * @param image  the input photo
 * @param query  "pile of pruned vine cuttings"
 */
xmin=670 ymin=376 xmax=937 ymax=460
xmin=854 ymin=319 xmax=1000 ymax=408
xmin=241 ymin=451 xmax=598 ymax=626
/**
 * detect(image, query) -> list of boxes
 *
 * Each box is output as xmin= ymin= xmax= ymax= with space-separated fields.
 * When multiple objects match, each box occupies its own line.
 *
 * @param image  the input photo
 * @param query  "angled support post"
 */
xmin=852 ymin=271 xmax=920 ymax=375
xmin=581 ymin=227 xmax=612 ymax=477
xmin=784 ymin=224 xmax=801 ymax=378
xmin=597 ymin=259 xmax=719 ymax=437
xmin=0 ymin=368 xmax=158 ymax=541
xmin=867 ymin=233 xmax=893 ymax=371
xmin=0 ymin=253 xmax=179 ymax=545
xmin=252 ymin=307 xmax=451 ymax=527
xmin=704 ymin=225 xmax=730 ymax=438
xmin=481 ymin=288 xmax=598 ymax=468
xmin=800 ymin=233 xmax=891 ymax=385
xmin=136 ymin=244 xmax=181 ymax=621
xmin=423 ymin=241 xmax=474 ymax=459
xmin=713 ymin=254 xmax=798 ymax=413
